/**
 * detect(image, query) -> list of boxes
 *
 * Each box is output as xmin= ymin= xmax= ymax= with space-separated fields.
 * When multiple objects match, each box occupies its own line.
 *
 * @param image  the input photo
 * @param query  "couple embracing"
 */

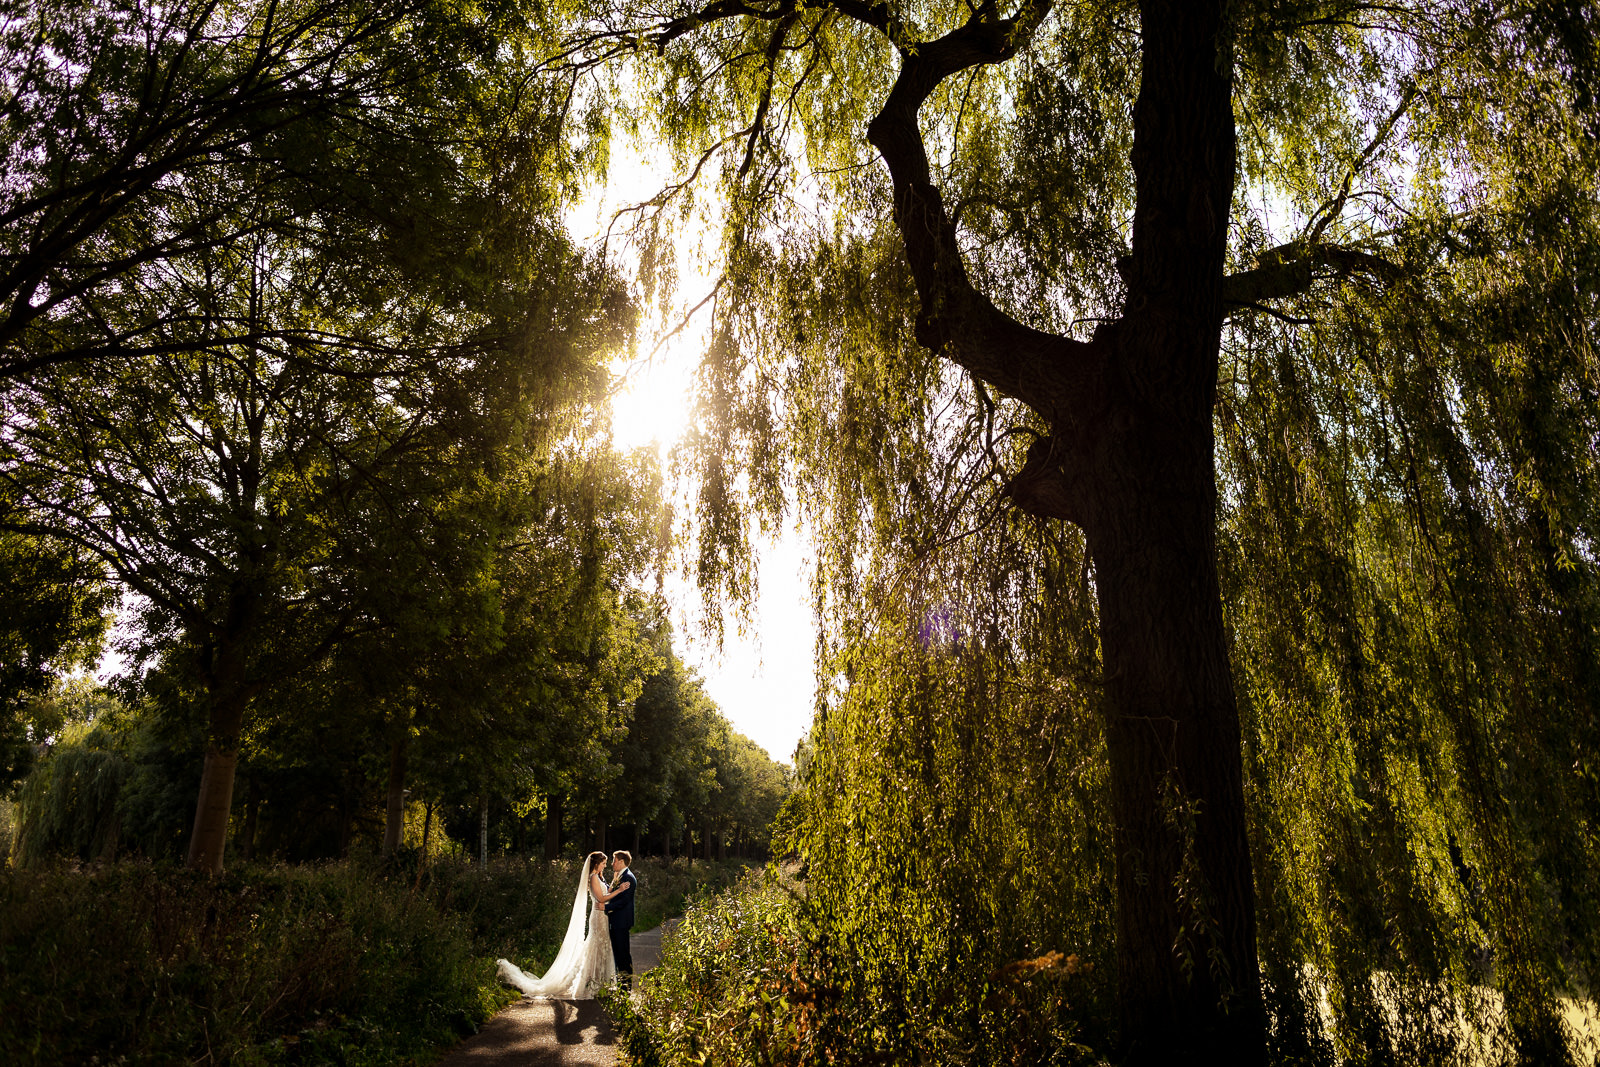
xmin=497 ymin=850 xmax=637 ymax=999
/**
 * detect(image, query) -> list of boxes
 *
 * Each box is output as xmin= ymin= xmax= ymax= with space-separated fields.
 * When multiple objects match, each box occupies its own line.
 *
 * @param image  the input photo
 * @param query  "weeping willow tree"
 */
xmin=12 ymin=724 xmax=132 ymax=865
xmin=561 ymin=0 xmax=1598 ymax=1061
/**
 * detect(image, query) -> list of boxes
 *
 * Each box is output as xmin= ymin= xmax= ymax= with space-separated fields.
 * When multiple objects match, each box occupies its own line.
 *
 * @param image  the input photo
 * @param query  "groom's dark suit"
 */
xmin=605 ymin=866 xmax=637 ymax=978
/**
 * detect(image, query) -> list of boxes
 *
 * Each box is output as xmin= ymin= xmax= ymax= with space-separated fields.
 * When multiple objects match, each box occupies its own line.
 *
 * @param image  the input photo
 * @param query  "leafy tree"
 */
xmin=0 ymin=0 xmax=595 ymax=380
xmin=0 ymin=0 xmax=630 ymax=871
xmin=397 ymin=449 xmax=667 ymax=861
xmin=716 ymin=731 xmax=789 ymax=856
xmin=0 ymin=527 xmax=112 ymax=791
xmin=8 ymin=680 xmax=135 ymax=863
xmin=553 ymin=0 xmax=1600 ymax=1059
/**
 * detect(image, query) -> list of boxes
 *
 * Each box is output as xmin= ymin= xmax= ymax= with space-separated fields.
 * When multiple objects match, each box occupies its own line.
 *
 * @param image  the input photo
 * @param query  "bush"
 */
xmin=0 ymin=861 xmax=502 ymax=1066
xmin=0 ymin=854 xmax=754 ymax=1065
xmin=628 ymin=857 xmax=749 ymax=934
xmin=616 ymin=868 xmax=1104 ymax=1067
xmin=614 ymin=868 xmax=805 ymax=1066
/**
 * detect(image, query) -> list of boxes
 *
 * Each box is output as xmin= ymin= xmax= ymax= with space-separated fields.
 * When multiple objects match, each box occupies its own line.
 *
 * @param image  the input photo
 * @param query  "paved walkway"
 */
xmin=437 ymin=921 xmax=679 ymax=1067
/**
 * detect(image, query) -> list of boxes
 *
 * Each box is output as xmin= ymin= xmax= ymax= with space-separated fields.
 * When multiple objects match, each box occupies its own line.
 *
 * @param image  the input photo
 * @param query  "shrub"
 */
xmin=617 ymin=868 xmax=1103 ymax=1066
xmin=0 ymin=853 xmax=754 ymax=1065
xmin=0 ymin=861 xmax=500 ymax=1065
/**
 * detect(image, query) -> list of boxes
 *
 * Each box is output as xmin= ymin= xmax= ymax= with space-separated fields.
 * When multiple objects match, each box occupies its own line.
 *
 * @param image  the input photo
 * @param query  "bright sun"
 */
xmin=569 ymin=134 xmax=814 ymax=765
xmin=565 ymin=138 xmax=717 ymax=456
xmin=608 ymin=347 xmax=699 ymax=453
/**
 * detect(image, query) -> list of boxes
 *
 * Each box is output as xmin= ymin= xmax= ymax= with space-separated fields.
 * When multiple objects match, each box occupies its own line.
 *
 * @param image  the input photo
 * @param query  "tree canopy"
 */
xmin=2 ymin=0 xmax=1596 ymax=1061
xmin=543 ymin=0 xmax=1600 ymax=1061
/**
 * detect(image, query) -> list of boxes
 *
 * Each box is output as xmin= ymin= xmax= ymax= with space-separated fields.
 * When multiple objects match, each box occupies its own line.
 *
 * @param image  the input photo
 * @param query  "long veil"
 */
xmin=496 ymin=858 xmax=590 ymax=997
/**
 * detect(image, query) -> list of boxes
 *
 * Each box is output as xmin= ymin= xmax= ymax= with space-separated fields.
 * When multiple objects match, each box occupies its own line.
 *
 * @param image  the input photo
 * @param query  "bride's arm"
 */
xmin=591 ymin=872 xmax=623 ymax=902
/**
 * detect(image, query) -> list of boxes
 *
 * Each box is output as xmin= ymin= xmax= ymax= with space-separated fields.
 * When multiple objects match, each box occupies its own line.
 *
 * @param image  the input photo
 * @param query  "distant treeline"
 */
xmin=6 ymin=631 xmax=791 ymax=868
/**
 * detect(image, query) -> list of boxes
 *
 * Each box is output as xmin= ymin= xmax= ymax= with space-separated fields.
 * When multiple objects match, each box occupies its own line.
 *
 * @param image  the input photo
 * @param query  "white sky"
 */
xmin=576 ymin=143 xmax=817 ymax=767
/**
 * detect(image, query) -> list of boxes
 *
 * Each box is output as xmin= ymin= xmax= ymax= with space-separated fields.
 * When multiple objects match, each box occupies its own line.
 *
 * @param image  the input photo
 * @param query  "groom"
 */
xmin=605 ymin=850 xmax=637 ymax=985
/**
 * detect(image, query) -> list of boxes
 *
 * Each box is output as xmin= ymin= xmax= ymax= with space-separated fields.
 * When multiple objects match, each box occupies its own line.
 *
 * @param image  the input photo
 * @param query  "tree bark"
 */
xmin=185 ymin=688 xmax=248 ymax=873
xmin=1088 ymin=5 xmax=1262 ymax=1057
xmin=383 ymin=735 xmax=407 ymax=856
xmin=1084 ymin=446 xmax=1261 ymax=1061
xmin=544 ymin=793 xmax=564 ymax=861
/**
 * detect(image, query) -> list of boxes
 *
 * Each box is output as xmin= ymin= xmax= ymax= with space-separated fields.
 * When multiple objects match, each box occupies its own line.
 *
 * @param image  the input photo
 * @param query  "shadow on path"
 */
xmin=437 ymin=922 xmax=677 ymax=1067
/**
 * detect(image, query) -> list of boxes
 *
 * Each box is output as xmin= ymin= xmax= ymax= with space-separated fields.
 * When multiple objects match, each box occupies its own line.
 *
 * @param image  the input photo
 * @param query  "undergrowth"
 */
xmin=0 ymin=855 xmax=746 ymax=1065
xmin=613 ymin=868 xmax=1103 ymax=1066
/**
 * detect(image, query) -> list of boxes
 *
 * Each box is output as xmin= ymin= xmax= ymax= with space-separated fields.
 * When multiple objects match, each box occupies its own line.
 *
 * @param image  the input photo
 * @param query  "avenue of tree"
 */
xmin=0 ymin=0 xmax=786 ymax=873
xmin=3 ymin=0 xmax=1598 ymax=1064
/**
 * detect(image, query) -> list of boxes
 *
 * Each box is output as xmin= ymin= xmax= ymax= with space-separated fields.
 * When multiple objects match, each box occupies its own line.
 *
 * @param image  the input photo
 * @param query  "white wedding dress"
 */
xmin=496 ymin=861 xmax=617 ymax=999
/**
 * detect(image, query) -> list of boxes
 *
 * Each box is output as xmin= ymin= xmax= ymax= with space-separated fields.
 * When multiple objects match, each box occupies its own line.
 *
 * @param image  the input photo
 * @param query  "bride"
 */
xmin=497 ymin=851 xmax=625 ymax=999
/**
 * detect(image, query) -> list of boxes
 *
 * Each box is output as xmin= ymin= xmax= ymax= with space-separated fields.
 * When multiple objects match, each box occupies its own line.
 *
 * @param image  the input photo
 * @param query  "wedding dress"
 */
xmin=496 ymin=860 xmax=617 ymax=999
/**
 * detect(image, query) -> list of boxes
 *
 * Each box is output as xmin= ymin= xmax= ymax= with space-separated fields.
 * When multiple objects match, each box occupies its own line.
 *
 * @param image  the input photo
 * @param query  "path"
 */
xmin=436 ymin=920 xmax=679 ymax=1067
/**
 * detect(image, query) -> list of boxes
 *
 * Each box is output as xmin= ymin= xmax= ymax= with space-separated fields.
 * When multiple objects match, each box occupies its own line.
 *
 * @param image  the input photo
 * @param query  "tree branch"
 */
xmin=1223 ymin=241 xmax=1405 ymax=308
xmin=859 ymin=1 xmax=1104 ymax=425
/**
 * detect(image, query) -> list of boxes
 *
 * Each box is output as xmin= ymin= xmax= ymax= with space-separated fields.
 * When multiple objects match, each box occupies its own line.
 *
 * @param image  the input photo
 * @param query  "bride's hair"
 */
xmin=585 ymin=850 xmax=607 ymax=873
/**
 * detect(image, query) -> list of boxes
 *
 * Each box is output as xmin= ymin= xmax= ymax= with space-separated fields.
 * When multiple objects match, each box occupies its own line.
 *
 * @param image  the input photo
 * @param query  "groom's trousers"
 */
xmin=610 ymin=923 xmax=633 ymax=978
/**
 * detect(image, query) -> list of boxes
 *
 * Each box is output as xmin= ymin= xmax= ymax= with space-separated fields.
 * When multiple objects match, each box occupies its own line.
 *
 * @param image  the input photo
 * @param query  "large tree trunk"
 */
xmin=1088 ymin=4 xmax=1261 ymax=1059
xmin=383 ymin=735 xmax=407 ymax=856
xmin=185 ymin=687 xmax=249 ymax=873
xmin=544 ymin=793 xmax=564 ymax=861
xmin=852 ymin=0 xmax=1261 ymax=1056
xmin=1085 ymin=437 xmax=1261 ymax=1061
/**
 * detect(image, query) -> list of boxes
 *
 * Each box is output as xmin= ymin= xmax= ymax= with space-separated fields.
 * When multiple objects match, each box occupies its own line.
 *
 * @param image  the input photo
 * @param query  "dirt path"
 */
xmin=436 ymin=920 xmax=679 ymax=1067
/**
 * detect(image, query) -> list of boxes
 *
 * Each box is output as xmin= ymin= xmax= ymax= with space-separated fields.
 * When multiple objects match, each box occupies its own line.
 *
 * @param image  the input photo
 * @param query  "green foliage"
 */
xmin=0 ymin=861 xmax=496 ymax=1066
xmin=0 ymin=0 xmax=641 ymax=870
xmin=0 ymin=856 xmax=747 ymax=1065
xmin=10 ymin=728 xmax=130 ymax=865
xmin=594 ymin=636 xmax=793 ymax=858
xmin=0 ymin=531 xmax=111 ymax=792
xmin=618 ymin=870 xmax=808 ymax=1065
xmin=570 ymin=0 xmax=1600 ymax=1060
xmin=775 ymin=520 xmax=1119 ymax=1062
xmin=620 ymin=869 xmax=1103 ymax=1066
xmin=628 ymin=858 xmax=751 ymax=935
